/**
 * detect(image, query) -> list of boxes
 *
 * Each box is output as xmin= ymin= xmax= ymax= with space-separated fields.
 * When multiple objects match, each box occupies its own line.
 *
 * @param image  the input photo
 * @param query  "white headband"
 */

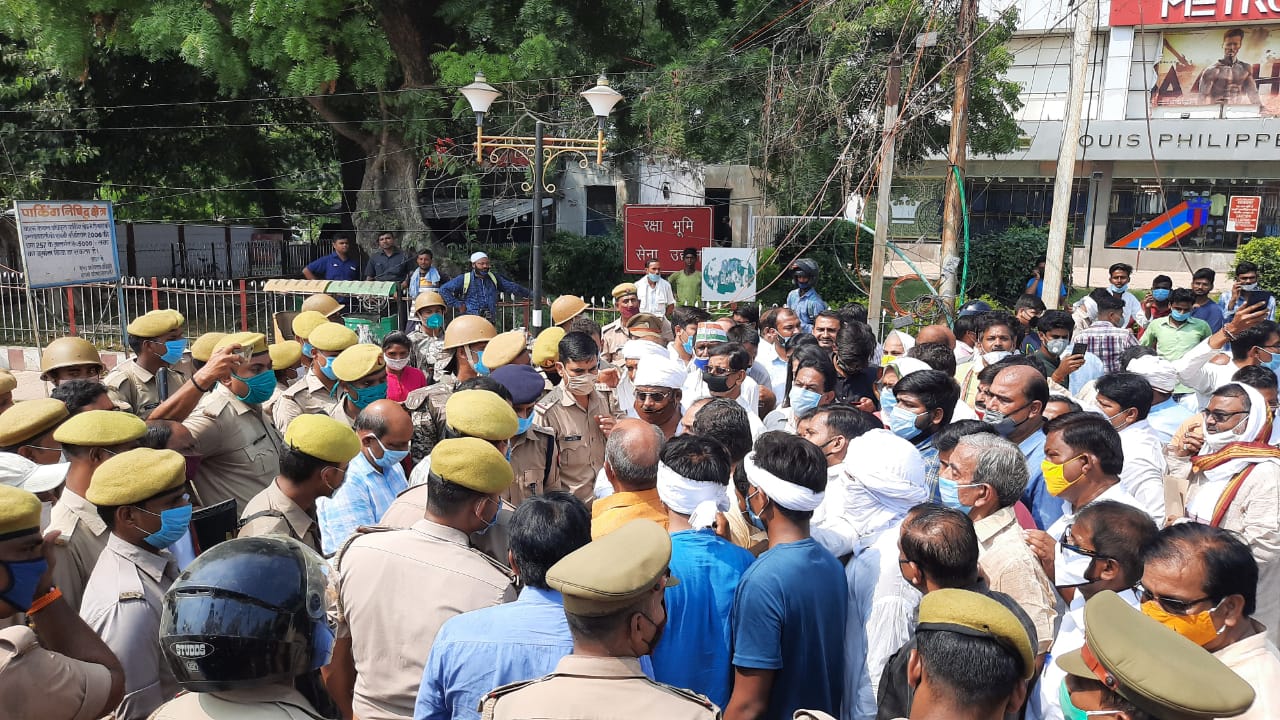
xmin=656 ymin=462 xmax=729 ymax=530
xmin=742 ymin=452 xmax=825 ymax=512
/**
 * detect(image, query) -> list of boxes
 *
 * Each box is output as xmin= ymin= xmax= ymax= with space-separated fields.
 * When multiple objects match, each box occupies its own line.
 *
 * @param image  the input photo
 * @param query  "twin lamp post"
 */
xmin=458 ymin=73 xmax=624 ymax=327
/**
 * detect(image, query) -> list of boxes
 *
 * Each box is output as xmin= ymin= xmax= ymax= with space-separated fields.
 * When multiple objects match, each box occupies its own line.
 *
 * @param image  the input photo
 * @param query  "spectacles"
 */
xmin=1059 ymin=524 xmax=1111 ymax=560
xmin=704 ymin=366 xmax=734 ymax=376
xmin=1205 ymin=409 xmax=1248 ymax=424
xmin=1135 ymin=582 xmax=1213 ymax=616
xmin=635 ymin=390 xmax=673 ymax=403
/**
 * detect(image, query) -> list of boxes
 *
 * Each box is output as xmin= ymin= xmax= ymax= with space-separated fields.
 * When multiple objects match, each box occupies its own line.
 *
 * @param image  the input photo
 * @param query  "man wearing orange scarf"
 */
xmin=1166 ymin=381 xmax=1280 ymax=646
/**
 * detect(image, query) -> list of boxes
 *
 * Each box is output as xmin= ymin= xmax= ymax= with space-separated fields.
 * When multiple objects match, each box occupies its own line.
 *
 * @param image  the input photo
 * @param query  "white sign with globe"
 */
xmin=701 ymin=248 xmax=757 ymax=302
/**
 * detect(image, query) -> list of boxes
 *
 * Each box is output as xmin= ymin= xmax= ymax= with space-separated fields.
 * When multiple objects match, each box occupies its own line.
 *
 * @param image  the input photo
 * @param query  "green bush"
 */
xmin=756 ymin=219 xmax=874 ymax=310
xmin=543 ymin=230 xmax=624 ymax=300
xmin=1236 ymin=236 xmax=1280 ymax=292
xmin=967 ymin=224 xmax=1069 ymax=305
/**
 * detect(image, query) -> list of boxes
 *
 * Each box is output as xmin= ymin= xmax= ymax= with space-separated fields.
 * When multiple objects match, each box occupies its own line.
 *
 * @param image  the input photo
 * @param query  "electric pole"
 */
xmin=868 ymin=50 xmax=903 ymax=340
xmin=937 ymin=0 xmax=976 ymax=310
xmin=1043 ymin=0 xmax=1097 ymax=307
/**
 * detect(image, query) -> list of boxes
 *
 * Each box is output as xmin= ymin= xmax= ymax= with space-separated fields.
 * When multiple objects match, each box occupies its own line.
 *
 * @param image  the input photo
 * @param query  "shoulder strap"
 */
xmin=478 ymin=677 xmax=546 ymax=720
xmin=542 ymin=433 xmax=556 ymax=488
xmin=237 ymin=508 xmax=287 ymax=530
xmin=331 ymin=524 xmax=396 ymax=566
xmin=463 ymin=271 xmax=472 ymax=295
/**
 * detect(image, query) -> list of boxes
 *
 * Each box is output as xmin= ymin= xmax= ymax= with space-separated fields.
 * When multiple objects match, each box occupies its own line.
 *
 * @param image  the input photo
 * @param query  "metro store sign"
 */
xmin=1111 ymin=0 xmax=1280 ymax=25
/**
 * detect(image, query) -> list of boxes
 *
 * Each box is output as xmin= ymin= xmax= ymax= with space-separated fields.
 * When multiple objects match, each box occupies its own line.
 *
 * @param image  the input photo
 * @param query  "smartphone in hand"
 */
xmin=1071 ymin=342 xmax=1088 ymax=357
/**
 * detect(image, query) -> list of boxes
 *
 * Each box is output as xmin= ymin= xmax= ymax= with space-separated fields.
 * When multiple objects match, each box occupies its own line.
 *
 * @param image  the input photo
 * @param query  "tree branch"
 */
xmin=305 ymin=95 xmax=377 ymax=153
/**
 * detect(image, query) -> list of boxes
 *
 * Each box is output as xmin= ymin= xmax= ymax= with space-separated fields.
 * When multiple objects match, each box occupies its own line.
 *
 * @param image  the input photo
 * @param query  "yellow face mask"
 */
xmin=1041 ymin=453 xmax=1086 ymax=496
xmin=1140 ymin=600 xmax=1222 ymax=647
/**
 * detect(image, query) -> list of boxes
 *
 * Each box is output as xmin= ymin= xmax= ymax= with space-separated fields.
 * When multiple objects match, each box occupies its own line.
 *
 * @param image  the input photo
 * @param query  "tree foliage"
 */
xmin=1236 ymin=236 xmax=1280 ymax=293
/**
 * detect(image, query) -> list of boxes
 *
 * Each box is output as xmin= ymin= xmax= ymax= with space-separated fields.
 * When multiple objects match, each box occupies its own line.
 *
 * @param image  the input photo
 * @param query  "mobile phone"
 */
xmin=1071 ymin=342 xmax=1087 ymax=357
xmin=1248 ymin=290 xmax=1268 ymax=308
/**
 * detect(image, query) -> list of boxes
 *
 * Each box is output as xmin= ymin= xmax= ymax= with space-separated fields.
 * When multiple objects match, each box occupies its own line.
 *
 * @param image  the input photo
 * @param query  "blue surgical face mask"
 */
xmin=745 ymin=490 xmax=767 ymax=531
xmin=789 ymin=386 xmax=822 ymax=416
xmin=1110 ymin=283 xmax=1129 ymax=294
xmin=158 ymin=338 xmax=187 ymax=365
xmin=692 ymin=357 xmax=709 ymax=371
xmin=938 ymin=477 xmax=973 ymax=514
xmin=473 ymin=349 xmax=489 ymax=377
xmin=1152 ymin=288 xmax=1171 ymax=302
xmin=0 ymin=557 xmax=49 ymax=611
xmin=137 ymin=503 xmax=193 ymax=550
xmin=234 ymin=369 xmax=278 ymax=405
xmin=349 ymin=381 xmax=387 ymax=409
xmin=425 ymin=313 xmax=444 ymax=330
xmin=318 ymin=355 xmax=338 ymax=380
xmin=1261 ymin=347 xmax=1280 ymax=375
xmin=647 ymin=273 xmax=661 ymax=283
xmin=879 ymin=386 xmax=897 ymax=416
xmin=372 ymin=436 xmax=409 ymax=470
xmin=1170 ymin=309 xmax=1192 ymax=322
xmin=682 ymin=337 xmax=694 ymax=355
xmin=516 ymin=416 xmax=533 ymax=435
xmin=301 ymin=342 xmax=315 ymax=359
xmin=888 ymin=405 xmax=924 ymax=440
xmin=474 ymin=498 xmax=502 ymax=536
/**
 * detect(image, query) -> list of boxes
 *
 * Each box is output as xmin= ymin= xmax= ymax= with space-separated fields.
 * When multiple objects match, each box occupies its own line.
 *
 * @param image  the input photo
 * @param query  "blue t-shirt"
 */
xmin=306 ymin=252 xmax=359 ymax=281
xmin=732 ymin=537 xmax=847 ymax=720
xmin=652 ymin=529 xmax=755 ymax=708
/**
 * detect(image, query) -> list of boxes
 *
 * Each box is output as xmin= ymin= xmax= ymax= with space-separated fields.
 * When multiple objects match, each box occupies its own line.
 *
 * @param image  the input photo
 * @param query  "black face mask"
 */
xmin=703 ymin=370 xmax=732 ymax=394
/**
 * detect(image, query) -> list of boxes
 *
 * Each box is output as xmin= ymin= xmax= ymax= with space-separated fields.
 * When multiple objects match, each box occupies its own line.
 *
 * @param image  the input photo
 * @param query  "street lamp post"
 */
xmin=459 ymin=72 xmax=623 ymax=327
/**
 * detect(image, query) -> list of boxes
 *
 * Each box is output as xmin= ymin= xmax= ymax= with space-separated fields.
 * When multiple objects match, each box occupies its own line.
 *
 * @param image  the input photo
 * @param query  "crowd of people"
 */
xmin=0 ymin=248 xmax=1278 ymax=720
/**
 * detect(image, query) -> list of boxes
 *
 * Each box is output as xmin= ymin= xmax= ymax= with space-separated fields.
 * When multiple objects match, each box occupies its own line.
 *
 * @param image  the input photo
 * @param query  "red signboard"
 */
xmin=622 ymin=205 xmax=714 ymax=274
xmin=1227 ymin=195 xmax=1262 ymax=232
xmin=1110 ymin=0 xmax=1280 ymax=26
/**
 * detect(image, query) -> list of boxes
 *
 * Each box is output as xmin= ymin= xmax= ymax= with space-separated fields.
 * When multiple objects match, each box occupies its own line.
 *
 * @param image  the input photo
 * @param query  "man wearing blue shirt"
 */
xmin=416 ymin=493 xmax=646 ymax=720
xmin=316 ymin=399 xmax=411 ymax=554
xmin=785 ymin=259 xmax=827 ymax=334
xmin=651 ymin=435 xmax=754 ymax=708
xmin=1190 ymin=267 xmax=1225 ymax=332
xmin=304 ymin=234 xmax=360 ymax=281
xmin=438 ymin=251 xmax=532 ymax=321
xmin=725 ymin=431 xmax=847 ymax=720
xmin=1218 ymin=260 xmax=1276 ymax=322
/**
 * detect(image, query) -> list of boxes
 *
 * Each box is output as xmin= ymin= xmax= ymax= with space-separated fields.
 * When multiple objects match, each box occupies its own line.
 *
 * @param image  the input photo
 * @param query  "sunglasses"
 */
xmin=1135 ymin=582 xmax=1214 ymax=616
xmin=635 ymin=390 xmax=673 ymax=403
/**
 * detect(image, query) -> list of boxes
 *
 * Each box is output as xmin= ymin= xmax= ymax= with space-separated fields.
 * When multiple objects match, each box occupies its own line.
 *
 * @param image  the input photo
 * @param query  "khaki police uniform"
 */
xmin=0 ymin=625 xmax=114 ymax=720
xmin=184 ymin=383 xmax=283 ymax=511
xmin=483 ymin=655 xmax=719 ymax=720
xmin=331 ymin=520 xmax=516 ymax=720
xmin=404 ymin=380 xmax=456 ymax=463
xmin=148 ymin=684 xmax=327 ymax=720
xmin=380 ymin=485 xmax=515 ymax=567
xmin=600 ymin=319 xmax=628 ymax=365
xmin=237 ymin=480 xmax=322 ymax=554
xmin=272 ymin=372 xmax=340 ymax=434
xmin=505 ymin=424 xmax=560 ymax=505
xmin=104 ymin=359 xmax=187 ymax=419
xmin=79 ymin=533 xmax=180 ymax=720
xmin=532 ymin=385 xmax=623 ymax=505
xmin=47 ymin=490 xmax=109 ymax=611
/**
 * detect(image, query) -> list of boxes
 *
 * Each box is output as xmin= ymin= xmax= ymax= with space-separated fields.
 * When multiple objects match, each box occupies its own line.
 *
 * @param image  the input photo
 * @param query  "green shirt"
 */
xmin=1140 ymin=315 xmax=1211 ymax=362
xmin=669 ymin=269 xmax=702 ymax=306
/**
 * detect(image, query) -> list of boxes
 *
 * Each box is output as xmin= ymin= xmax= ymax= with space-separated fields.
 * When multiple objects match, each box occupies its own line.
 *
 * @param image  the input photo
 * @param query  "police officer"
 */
xmin=552 ymin=294 xmax=590 ymax=329
xmin=290 ymin=310 xmax=331 ymax=373
xmin=0 ymin=485 xmax=125 ymax=719
xmin=328 ymin=438 xmax=516 ymax=720
xmin=492 ymin=363 xmax=559 ymax=505
xmin=0 ymin=397 xmax=70 ymax=465
xmin=300 ymin=292 xmax=343 ymax=319
xmin=404 ymin=315 xmax=497 ymax=462
xmin=266 ymin=340 xmax=303 ymax=419
xmin=80 ymin=448 xmax=190 ymax=720
xmin=482 ymin=329 xmax=532 ymax=371
xmin=39 ymin=337 xmax=104 ymax=387
xmin=407 ymin=291 xmax=447 ymax=378
xmin=183 ymin=332 xmax=284 ymax=511
xmin=189 ymin=332 xmax=227 ymax=373
xmin=274 ymin=323 xmax=357 ymax=433
xmin=239 ymin=414 xmax=360 ymax=553
xmin=534 ymin=327 xmax=566 ymax=388
xmin=104 ymin=309 xmax=189 ymax=418
xmin=599 ymin=285 xmax=638 ymax=364
xmin=480 ymin=519 xmax=719 ymax=719
xmin=47 ymin=409 xmax=147 ymax=611
xmin=330 ymin=343 xmax=389 ymax=426
xmin=150 ymin=535 xmax=335 ymax=719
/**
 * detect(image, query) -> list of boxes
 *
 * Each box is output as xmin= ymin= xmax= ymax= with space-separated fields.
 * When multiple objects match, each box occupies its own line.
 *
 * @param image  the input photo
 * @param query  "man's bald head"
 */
xmin=355 ymin=399 xmax=413 ymax=439
xmin=917 ymin=324 xmax=956 ymax=349
xmin=604 ymin=418 xmax=664 ymax=491
xmin=991 ymin=365 xmax=1049 ymax=409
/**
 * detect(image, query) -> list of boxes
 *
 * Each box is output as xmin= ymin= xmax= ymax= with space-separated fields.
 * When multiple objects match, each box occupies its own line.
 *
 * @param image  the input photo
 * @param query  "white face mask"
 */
xmin=40 ymin=501 xmax=53 ymax=530
xmin=1055 ymin=543 xmax=1095 ymax=588
xmin=384 ymin=355 xmax=411 ymax=371
xmin=1202 ymin=417 xmax=1246 ymax=454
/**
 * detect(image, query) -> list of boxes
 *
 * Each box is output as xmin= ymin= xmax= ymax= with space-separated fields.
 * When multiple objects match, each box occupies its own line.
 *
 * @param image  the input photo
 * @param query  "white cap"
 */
xmin=23 ymin=462 xmax=68 ymax=494
xmin=470 ymin=251 xmax=488 ymax=263
xmin=0 ymin=452 xmax=36 ymax=488
xmin=633 ymin=355 xmax=688 ymax=390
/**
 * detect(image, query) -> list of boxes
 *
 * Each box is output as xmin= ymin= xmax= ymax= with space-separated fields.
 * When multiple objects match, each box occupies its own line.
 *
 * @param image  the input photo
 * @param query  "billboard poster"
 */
xmin=1152 ymin=26 xmax=1280 ymax=115
xmin=701 ymin=248 xmax=757 ymax=302
xmin=14 ymin=201 xmax=120 ymax=288
xmin=1227 ymin=195 xmax=1262 ymax=232
xmin=622 ymin=205 xmax=713 ymax=274
xmin=1113 ymin=0 xmax=1280 ymax=26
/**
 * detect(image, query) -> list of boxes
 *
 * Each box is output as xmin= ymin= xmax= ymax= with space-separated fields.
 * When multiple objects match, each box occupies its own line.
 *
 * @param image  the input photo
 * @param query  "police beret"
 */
xmin=611 ymin=283 xmax=638 ymax=299
xmin=0 ymin=369 xmax=15 ymax=394
xmin=269 ymin=341 xmax=303 ymax=370
xmin=332 ymin=344 xmax=385 ymax=382
xmin=0 ymin=485 xmax=41 ymax=536
xmin=54 ymin=409 xmax=147 ymax=447
xmin=625 ymin=313 xmax=664 ymax=339
xmin=918 ymin=588 xmax=1035 ymax=680
xmin=482 ymin=331 xmax=528 ymax=371
xmin=0 ymin=399 xmax=69 ymax=447
xmin=291 ymin=311 xmax=331 ymax=341
xmin=309 ymin=323 xmax=358 ymax=353
xmin=215 ymin=331 xmax=268 ymax=356
xmin=430 ymin=437 xmax=512 ymax=494
xmin=444 ymin=390 xmax=519 ymax=441
xmin=1057 ymin=591 xmax=1255 ymax=720
xmin=190 ymin=332 xmax=227 ymax=363
xmin=86 ymin=448 xmax=186 ymax=506
xmin=284 ymin=415 xmax=361 ymax=465
xmin=547 ymin=519 xmax=678 ymax=617
xmin=532 ymin=327 xmax=566 ymax=368
xmin=127 ymin=309 xmax=184 ymax=338
xmin=490 ymin=364 xmax=545 ymax=406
